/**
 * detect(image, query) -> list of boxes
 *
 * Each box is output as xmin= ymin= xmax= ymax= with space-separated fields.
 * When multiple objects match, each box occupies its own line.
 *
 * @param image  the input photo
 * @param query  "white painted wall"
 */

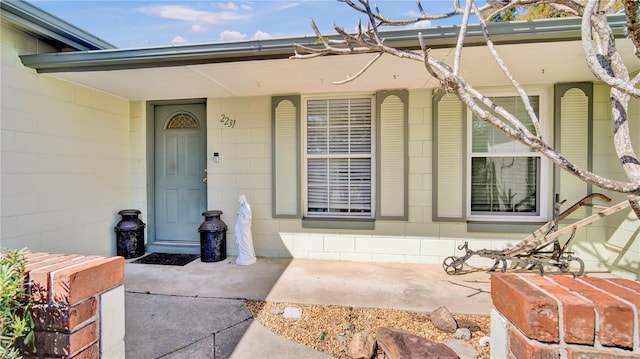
xmin=1 ymin=23 xmax=132 ymax=256
xmin=128 ymin=101 xmax=148 ymax=236
xmin=203 ymin=86 xmax=638 ymax=277
xmin=204 ymin=91 xmax=532 ymax=266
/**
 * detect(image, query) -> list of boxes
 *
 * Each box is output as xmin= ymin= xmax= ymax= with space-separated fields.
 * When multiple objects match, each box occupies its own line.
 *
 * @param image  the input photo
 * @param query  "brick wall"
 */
xmin=490 ymin=273 xmax=640 ymax=358
xmin=23 ymin=253 xmax=125 ymax=358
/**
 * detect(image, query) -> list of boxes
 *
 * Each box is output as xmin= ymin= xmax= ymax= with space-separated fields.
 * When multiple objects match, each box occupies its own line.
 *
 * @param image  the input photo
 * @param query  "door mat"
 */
xmin=132 ymin=253 xmax=199 ymax=266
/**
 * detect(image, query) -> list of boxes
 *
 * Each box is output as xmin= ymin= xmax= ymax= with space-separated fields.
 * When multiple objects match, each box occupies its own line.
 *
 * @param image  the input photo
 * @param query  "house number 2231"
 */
xmin=220 ymin=114 xmax=236 ymax=128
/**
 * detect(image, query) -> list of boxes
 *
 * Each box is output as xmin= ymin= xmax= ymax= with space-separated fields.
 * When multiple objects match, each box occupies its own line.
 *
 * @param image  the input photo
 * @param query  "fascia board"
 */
xmin=19 ymin=14 xmax=629 ymax=73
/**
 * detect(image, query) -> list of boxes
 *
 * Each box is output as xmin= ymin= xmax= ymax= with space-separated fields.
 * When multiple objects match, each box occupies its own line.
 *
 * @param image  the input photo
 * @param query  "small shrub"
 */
xmin=0 ymin=248 xmax=35 ymax=359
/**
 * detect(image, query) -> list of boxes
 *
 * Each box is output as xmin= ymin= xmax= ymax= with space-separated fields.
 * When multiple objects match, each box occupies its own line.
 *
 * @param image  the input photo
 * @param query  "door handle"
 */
xmin=203 ymin=177 xmax=208 ymax=183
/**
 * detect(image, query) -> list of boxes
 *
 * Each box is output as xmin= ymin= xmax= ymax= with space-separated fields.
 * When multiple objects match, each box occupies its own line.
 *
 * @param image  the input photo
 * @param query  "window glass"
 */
xmin=472 ymin=97 xmax=538 ymax=153
xmin=470 ymin=156 xmax=539 ymax=214
xmin=306 ymin=98 xmax=373 ymax=217
xmin=470 ymin=96 xmax=540 ymax=216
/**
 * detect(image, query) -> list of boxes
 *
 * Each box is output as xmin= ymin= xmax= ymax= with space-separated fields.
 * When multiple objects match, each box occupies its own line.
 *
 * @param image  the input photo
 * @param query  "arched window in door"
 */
xmin=166 ymin=112 xmax=199 ymax=129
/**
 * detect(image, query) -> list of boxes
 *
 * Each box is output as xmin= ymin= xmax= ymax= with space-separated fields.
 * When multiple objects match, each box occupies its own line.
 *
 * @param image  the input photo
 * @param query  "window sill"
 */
xmin=302 ymin=217 xmax=375 ymax=230
xmin=467 ymin=221 xmax=547 ymax=233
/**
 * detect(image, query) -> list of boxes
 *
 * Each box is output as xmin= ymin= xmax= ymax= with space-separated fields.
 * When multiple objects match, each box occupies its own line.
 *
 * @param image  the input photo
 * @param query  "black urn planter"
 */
xmin=199 ymin=210 xmax=227 ymax=262
xmin=114 ymin=209 xmax=146 ymax=259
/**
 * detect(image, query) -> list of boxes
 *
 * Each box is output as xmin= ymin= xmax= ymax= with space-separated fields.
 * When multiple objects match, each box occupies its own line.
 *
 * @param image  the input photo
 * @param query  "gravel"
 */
xmin=246 ymin=301 xmax=490 ymax=359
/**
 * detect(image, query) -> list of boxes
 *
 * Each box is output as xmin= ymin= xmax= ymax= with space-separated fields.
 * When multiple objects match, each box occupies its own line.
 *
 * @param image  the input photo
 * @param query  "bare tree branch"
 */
xmin=471 ymin=1 xmax=542 ymax=137
xmin=292 ymin=0 xmax=640 ymax=217
xmin=582 ymin=1 xmax=640 ymax=98
xmin=418 ymin=33 xmax=442 ymax=80
xmin=338 ymin=0 xmax=486 ymax=25
xmin=453 ymin=0 xmax=474 ymax=76
xmin=333 ymin=53 xmax=383 ymax=84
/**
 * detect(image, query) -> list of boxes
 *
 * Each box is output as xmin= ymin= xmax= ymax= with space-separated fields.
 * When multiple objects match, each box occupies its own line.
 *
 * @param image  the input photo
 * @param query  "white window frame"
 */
xmin=466 ymin=89 xmax=550 ymax=222
xmin=302 ymin=94 xmax=376 ymax=219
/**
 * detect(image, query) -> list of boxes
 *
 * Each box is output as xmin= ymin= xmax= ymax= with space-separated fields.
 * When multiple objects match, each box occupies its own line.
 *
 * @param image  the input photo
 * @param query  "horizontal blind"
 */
xmin=307 ymin=98 xmax=372 ymax=216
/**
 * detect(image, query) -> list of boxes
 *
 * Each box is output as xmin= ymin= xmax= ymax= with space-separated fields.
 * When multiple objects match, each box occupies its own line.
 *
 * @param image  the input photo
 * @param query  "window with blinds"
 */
xmin=470 ymin=96 xmax=541 ymax=216
xmin=305 ymin=98 xmax=373 ymax=217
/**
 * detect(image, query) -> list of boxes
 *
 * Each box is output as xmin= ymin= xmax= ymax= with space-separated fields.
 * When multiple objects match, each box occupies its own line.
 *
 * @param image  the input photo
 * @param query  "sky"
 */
xmin=29 ymin=1 xmax=467 ymax=49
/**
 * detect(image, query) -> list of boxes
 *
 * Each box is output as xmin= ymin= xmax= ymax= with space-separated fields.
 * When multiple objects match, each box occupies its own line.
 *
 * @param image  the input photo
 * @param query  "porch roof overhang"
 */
xmin=20 ymin=14 xmax=629 ymax=73
xmin=16 ymin=13 xmax=639 ymax=101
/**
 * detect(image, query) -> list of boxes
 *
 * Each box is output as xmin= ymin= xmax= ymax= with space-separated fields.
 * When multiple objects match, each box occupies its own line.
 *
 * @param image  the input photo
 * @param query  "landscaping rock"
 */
xmin=456 ymin=318 xmax=481 ymax=332
xmin=455 ymin=328 xmax=472 ymax=340
xmin=283 ymin=306 xmax=302 ymax=319
xmin=336 ymin=333 xmax=352 ymax=342
xmin=445 ymin=339 xmax=478 ymax=359
xmin=430 ymin=306 xmax=457 ymax=333
xmin=376 ymin=327 xmax=458 ymax=359
xmin=271 ymin=308 xmax=284 ymax=315
xmin=479 ymin=336 xmax=491 ymax=347
xmin=347 ymin=332 xmax=376 ymax=359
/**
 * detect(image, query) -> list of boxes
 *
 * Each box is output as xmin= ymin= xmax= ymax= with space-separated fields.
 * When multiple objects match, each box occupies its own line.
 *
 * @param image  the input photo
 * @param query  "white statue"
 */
xmin=235 ymin=194 xmax=256 ymax=265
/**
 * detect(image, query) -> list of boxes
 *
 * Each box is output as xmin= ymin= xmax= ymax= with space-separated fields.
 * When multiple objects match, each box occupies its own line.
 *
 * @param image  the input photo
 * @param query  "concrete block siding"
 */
xmin=1 ymin=23 xmax=132 ymax=257
xmin=204 ymin=89 xmax=639 ymax=276
xmin=208 ymin=92 xmax=514 ymax=266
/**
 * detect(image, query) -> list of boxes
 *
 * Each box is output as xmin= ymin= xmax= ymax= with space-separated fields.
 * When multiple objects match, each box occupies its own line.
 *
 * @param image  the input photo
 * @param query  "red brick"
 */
xmin=24 ymin=252 xmax=54 ymax=262
xmin=32 ymin=297 xmax=97 ymax=331
xmin=28 ymin=256 xmax=99 ymax=303
xmin=553 ymin=276 xmax=634 ymax=349
xmin=36 ymin=321 xmax=97 ymax=357
xmin=492 ymin=273 xmax=559 ymax=342
xmin=25 ymin=254 xmax=78 ymax=273
xmin=609 ymin=278 xmax=640 ymax=293
xmin=51 ymin=256 xmax=124 ymax=305
xmin=509 ymin=327 xmax=560 ymax=359
xmin=583 ymin=278 xmax=640 ymax=345
xmin=70 ymin=342 xmax=99 ymax=359
xmin=25 ymin=253 xmax=64 ymax=266
xmin=24 ymin=254 xmax=64 ymax=290
xmin=567 ymin=347 xmax=640 ymax=359
xmin=528 ymin=275 xmax=596 ymax=345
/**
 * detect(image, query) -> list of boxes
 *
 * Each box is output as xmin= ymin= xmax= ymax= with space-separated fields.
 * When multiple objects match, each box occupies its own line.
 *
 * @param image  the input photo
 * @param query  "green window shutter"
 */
xmin=554 ymin=84 xmax=593 ymax=220
xmin=272 ymin=95 xmax=301 ymax=218
xmin=376 ymin=90 xmax=408 ymax=220
xmin=433 ymin=91 xmax=465 ymax=221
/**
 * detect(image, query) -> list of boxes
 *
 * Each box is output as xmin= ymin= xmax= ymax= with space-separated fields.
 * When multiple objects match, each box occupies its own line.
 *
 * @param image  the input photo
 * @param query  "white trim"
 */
xmin=302 ymin=93 xmax=377 ymax=219
xmin=465 ymin=87 xmax=551 ymax=222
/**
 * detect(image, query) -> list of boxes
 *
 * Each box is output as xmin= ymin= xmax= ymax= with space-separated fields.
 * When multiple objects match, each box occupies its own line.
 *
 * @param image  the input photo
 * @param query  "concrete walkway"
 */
xmin=124 ymin=257 xmax=492 ymax=358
